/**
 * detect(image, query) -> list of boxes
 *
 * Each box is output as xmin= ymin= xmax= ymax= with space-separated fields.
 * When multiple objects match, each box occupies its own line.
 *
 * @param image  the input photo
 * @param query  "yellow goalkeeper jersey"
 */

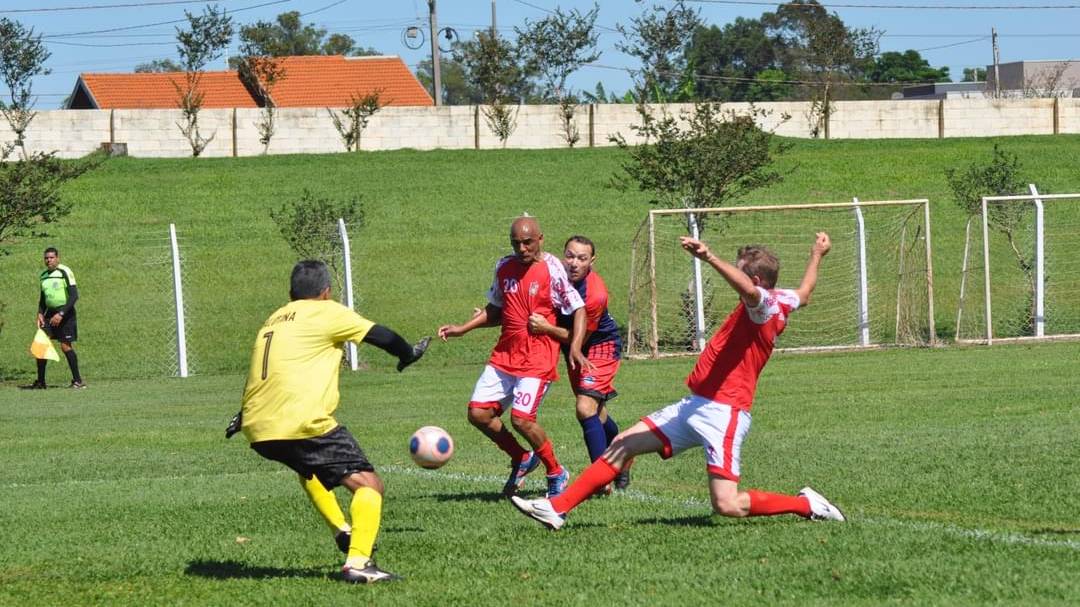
xmin=241 ymin=298 xmax=374 ymax=442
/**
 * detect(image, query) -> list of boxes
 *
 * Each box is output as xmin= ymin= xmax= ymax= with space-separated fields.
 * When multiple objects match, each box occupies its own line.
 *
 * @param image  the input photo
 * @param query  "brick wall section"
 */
xmin=4 ymin=98 xmax=1077 ymax=159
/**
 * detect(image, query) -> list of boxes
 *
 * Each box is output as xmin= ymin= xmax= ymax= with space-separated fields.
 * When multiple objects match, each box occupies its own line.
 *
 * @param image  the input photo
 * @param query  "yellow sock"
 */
xmin=299 ymin=475 xmax=349 ymax=534
xmin=346 ymin=486 xmax=382 ymax=566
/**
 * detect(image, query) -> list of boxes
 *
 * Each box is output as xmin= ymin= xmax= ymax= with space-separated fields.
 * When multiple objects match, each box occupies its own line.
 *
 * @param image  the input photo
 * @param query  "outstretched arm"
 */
xmin=794 ymin=232 xmax=831 ymax=307
xmin=362 ymin=325 xmax=431 ymax=371
xmin=680 ymin=237 xmax=762 ymax=308
xmin=438 ymin=303 xmax=501 ymax=341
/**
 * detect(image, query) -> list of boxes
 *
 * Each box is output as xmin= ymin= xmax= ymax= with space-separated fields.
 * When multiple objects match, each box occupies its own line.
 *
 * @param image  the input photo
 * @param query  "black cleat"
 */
xmin=20 ymin=381 xmax=47 ymax=390
xmin=614 ymin=468 xmax=631 ymax=491
xmin=70 ymin=380 xmax=87 ymax=389
xmin=341 ymin=560 xmax=403 ymax=584
xmin=397 ymin=336 xmax=431 ymax=372
xmin=335 ymin=530 xmax=351 ymax=554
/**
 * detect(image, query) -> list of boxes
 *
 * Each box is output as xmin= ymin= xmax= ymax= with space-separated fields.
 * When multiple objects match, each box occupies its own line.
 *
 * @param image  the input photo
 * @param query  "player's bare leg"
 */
xmin=469 ymin=406 xmax=535 ymax=496
xmin=710 ymin=475 xmax=843 ymax=521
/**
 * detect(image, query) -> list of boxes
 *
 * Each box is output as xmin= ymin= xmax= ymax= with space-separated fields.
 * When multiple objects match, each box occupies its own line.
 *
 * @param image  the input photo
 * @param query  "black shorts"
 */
xmin=251 ymin=425 xmax=374 ymax=490
xmin=43 ymin=309 xmax=77 ymax=343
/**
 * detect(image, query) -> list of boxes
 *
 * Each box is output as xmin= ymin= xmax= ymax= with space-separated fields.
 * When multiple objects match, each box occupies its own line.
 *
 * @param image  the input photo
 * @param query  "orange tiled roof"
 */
xmin=75 ymin=55 xmax=433 ymax=110
xmin=78 ymin=71 xmax=258 ymax=109
xmin=261 ymin=55 xmax=433 ymax=107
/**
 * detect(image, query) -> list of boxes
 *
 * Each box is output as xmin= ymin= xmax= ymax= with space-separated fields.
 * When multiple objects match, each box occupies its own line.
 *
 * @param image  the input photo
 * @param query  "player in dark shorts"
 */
xmin=27 ymin=247 xmax=84 ymax=389
xmin=232 ymin=260 xmax=429 ymax=584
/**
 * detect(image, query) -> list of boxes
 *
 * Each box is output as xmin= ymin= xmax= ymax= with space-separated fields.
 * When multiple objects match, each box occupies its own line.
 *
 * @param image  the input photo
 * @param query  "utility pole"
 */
xmin=491 ymin=0 xmax=497 ymax=36
xmin=429 ymin=0 xmax=442 ymax=106
xmin=991 ymin=27 xmax=1001 ymax=97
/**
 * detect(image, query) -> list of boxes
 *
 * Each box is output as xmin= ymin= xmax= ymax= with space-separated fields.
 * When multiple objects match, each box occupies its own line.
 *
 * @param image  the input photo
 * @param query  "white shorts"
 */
xmin=642 ymin=394 xmax=752 ymax=481
xmin=468 ymin=365 xmax=551 ymax=421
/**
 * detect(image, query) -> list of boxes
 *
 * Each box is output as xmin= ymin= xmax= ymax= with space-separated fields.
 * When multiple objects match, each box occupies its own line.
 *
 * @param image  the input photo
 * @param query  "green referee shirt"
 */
xmin=40 ymin=264 xmax=77 ymax=310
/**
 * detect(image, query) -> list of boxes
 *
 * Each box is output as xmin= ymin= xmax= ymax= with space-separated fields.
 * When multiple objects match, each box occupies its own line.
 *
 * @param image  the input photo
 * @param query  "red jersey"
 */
xmin=686 ymin=287 xmax=801 ymax=411
xmin=486 ymin=252 xmax=584 ymax=380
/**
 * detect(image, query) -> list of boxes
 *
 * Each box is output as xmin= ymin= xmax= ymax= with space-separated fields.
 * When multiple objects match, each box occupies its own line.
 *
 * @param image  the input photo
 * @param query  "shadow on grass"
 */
xmin=1031 ymin=528 xmax=1080 ymax=536
xmin=184 ymin=559 xmax=329 ymax=580
xmin=635 ymin=514 xmax=718 ymax=527
xmin=430 ymin=490 xmax=506 ymax=503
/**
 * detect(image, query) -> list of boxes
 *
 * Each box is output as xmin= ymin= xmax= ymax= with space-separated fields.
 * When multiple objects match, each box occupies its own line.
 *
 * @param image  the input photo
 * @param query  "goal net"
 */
xmin=955 ymin=190 xmax=1080 ymax=344
xmin=627 ymin=200 xmax=936 ymax=358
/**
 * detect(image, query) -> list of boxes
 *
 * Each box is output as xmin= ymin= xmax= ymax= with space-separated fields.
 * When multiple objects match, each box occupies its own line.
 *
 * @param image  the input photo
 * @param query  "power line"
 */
xmin=681 ymin=0 xmax=1080 ymax=9
xmin=0 ymin=0 xmax=244 ymax=14
xmin=43 ymin=0 xmax=292 ymax=39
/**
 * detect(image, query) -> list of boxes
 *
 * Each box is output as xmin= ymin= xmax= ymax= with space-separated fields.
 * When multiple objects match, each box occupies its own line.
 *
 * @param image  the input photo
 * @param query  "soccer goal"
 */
xmin=627 ymin=200 xmax=936 ymax=358
xmin=955 ymin=186 xmax=1080 ymax=344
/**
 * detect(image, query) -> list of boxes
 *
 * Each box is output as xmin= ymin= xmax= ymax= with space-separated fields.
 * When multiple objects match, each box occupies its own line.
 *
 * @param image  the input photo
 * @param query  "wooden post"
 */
xmin=938 ymin=99 xmax=945 ymax=139
xmin=474 ymin=105 xmax=480 ymax=150
xmin=231 ymin=108 xmax=238 ymax=157
xmin=1053 ymin=96 xmax=1060 ymax=135
xmin=109 ymin=109 xmax=115 ymax=145
xmin=588 ymin=104 xmax=595 ymax=147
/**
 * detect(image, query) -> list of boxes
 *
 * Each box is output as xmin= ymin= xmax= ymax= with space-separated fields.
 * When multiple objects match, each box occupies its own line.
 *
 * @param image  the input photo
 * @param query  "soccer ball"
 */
xmin=409 ymin=426 xmax=454 ymax=469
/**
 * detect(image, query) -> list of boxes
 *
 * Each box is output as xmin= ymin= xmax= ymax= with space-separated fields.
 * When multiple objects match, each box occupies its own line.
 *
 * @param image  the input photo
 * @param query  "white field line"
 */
xmin=5 ymin=464 xmax=1078 ymax=551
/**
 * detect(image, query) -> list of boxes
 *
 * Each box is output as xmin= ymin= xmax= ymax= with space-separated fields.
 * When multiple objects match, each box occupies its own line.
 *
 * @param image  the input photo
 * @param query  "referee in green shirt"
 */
xmin=30 ymin=247 xmax=84 ymax=389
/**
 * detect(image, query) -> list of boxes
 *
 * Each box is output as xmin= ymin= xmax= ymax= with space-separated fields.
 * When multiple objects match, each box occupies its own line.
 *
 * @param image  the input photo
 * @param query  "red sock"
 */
xmin=747 ymin=490 xmax=811 ymax=518
xmin=492 ymin=428 xmax=528 ymax=462
xmin=534 ymin=440 xmax=562 ymax=476
xmin=550 ymin=458 xmax=619 ymax=514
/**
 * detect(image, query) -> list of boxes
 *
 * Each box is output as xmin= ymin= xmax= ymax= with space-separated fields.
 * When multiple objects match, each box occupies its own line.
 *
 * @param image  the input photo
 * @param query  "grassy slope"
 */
xmin=1 ymin=136 xmax=1079 ymax=381
xmin=0 ymin=342 xmax=1077 ymax=605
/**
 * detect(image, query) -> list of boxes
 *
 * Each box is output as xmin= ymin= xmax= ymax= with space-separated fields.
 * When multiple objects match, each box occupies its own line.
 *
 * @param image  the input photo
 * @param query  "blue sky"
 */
xmin=7 ymin=0 xmax=1080 ymax=107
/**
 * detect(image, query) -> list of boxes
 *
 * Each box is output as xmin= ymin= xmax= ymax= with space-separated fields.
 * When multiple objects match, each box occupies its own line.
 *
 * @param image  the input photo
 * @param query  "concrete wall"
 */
xmin=4 ymin=98 xmax=1078 ymax=159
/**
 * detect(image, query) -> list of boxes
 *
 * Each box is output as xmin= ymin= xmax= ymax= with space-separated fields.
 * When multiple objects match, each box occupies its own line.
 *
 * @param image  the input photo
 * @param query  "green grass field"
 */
xmin=2 ymin=342 xmax=1077 ymax=605
xmin=1 ymin=136 xmax=1079 ymax=379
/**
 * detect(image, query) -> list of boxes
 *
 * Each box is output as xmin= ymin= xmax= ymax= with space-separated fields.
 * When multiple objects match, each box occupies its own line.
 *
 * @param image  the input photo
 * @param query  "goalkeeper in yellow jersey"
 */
xmin=229 ymin=260 xmax=430 ymax=584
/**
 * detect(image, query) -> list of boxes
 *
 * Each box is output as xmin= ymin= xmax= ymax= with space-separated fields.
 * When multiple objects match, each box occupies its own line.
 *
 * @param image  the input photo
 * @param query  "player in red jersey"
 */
xmin=511 ymin=232 xmax=847 ymax=529
xmin=439 ymin=216 xmax=591 ymax=499
xmin=528 ymin=235 xmax=631 ymax=493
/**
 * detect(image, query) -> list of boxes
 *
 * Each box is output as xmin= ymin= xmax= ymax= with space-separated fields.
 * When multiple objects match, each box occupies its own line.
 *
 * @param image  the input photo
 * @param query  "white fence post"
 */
xmin=169 ymin=223 xmax=189 ymax=378
xmin=688 ymin=211 xmax=707 ymax=352
xmin=1029 ymin=184 xmax=1045 ymax=338
xmin=338 ymin=218 xmax=359 ymax=371
xmin=853 ymin=198 xmax=870 ymax=346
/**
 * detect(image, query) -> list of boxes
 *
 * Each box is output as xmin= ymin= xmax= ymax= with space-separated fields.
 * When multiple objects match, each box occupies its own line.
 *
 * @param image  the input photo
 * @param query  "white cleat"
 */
xmin=510 ymin=496 xmax=566 ymax=530
xmin=799 ymin=486 xmax=846 ymax=522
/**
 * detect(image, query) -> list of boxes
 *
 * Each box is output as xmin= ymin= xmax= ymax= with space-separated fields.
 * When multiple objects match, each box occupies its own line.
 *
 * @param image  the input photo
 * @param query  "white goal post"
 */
xmin=955 ymin=188 xmax=1080 ymax=345
xmin=627 ymin=199 xmax=936 ymax=358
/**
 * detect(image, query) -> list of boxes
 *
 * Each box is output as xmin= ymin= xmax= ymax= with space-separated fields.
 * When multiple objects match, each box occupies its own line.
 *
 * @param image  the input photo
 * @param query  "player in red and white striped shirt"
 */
xmin=511 ymin=232 xmax=847 ymax=529
xmin=439 ymin=216 xmax=591 ymax=499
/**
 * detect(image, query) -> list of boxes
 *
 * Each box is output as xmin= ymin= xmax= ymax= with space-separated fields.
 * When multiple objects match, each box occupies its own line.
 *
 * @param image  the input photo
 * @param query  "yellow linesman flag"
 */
xmin=30 ymin=329 xmax=60 ymax=361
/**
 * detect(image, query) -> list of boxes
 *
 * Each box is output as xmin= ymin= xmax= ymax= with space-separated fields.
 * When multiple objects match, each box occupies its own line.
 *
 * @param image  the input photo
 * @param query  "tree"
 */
xmin=238 ymin=11 xmax=378 ymax=57
xmin=237 ymin=54 xmax=286 ymax=153
xmin=945 ymin=146 xmax=1033 ymax=331
xmin=962 ymin=67 xmax=987 ymax=82
xmin=0 ymin=152 xmax=104 ymax=253
xmin=611 ymin=103 xmax=789 ymax=212
xmin=688 ymin=18 xmax=788 ymax=101
xmin=0 ymin=18 xmax=51 ymax=158
xmin=616 ymin=1 xmax=702 ymax=102
xmin=270 ymin=189 xmax=364 ymax=293
xmin=174 ymin=4 xmax=233 ymax=157
xmin=763 ymin=0 xmax=879 ymax=136
xmin=866 ymin=50 xmax=949 ymax=84
xmin=516 ymin=4 xmax=600 ymax=147
xmin=134 ymin=58 xmax=183 ymax=73
xmin=454 ymin=32 xmax=530 ymax=146
xmin=416 ymin=57 xmax=481 ymax=105
xmin=328 ymin=90 xmax=382 ymax=152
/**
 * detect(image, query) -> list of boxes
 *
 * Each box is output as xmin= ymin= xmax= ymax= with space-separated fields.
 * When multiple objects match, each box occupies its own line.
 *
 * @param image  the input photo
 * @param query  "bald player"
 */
xmin=439 ymin=216 xmax=591 ymax=499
